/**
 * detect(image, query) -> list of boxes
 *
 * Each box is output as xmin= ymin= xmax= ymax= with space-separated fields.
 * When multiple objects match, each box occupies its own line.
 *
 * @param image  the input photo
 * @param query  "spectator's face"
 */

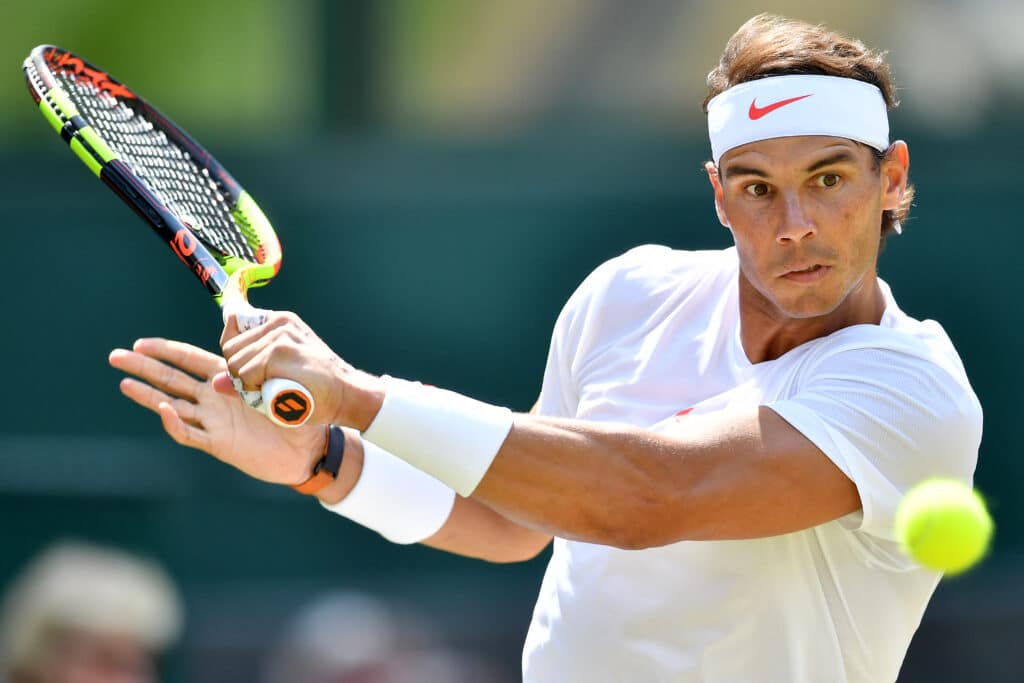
xmin=706 ymin=136 xmax=907 ymax=320
xmin=33 ymin=630 xmax=155 ymax=683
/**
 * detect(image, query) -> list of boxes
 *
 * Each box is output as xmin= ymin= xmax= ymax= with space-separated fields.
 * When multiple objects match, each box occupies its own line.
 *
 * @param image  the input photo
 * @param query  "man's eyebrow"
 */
xmin=721 ymin=151 xmax=859 ymax=179
xmin=805 ymin=151 xmax=857 ymax=173
xmin=722 ymin=164 xmax=768 ymax=179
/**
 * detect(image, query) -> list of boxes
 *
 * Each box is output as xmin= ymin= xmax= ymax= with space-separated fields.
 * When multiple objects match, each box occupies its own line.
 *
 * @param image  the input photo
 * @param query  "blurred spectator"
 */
xmin=0 ymin=541 xmax=183 ymax=683
xmin=262 ymin=591 xmax=511 ymax=683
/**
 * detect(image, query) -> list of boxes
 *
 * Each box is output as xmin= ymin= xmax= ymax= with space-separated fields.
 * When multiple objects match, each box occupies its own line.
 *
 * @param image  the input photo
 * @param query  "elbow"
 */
xmin=484 ymin=544 xmax=549 ymax=564
xmin=584 ymin=498 xmax=692 ymax=550
xmin=481 ymin=531 xmax=553 ymax=564
xmin=605 ymin=527 xmax=683 ymax=551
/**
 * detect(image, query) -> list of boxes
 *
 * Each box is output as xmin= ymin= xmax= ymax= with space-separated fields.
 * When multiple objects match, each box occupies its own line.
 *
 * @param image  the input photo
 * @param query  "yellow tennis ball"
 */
xmin=895 ymin=478 xmax=993 ymax=575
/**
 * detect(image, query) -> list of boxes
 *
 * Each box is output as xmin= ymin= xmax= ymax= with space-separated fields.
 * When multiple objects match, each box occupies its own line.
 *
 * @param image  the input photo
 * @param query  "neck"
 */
xmin=738 ymin=271 xmax=886 ymax=364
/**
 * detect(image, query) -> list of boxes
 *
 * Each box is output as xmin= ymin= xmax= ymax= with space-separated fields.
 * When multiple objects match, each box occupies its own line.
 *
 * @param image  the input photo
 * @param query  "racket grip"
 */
xmin=261 ymin=378 xmax=315 ymax=427
xmin=222 ymin=301 xmax=315 ymax=427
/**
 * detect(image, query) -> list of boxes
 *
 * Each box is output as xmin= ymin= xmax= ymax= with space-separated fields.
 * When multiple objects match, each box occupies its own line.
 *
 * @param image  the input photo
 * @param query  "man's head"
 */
xmin=0 ymin=542 xmax=183 ymax=683
xmin=702 ymin=14 xmax=912 ymax=320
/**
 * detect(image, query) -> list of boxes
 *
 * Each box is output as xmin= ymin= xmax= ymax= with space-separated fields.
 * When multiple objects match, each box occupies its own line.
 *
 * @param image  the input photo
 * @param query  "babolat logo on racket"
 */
xmin=271 ymin=390 xmax=312 ymax=425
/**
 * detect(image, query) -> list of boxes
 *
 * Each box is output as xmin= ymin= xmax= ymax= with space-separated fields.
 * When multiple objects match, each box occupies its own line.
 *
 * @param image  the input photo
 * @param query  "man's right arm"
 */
xmin=109 ymin=339 xmax=552 ymax=565
xmin=422 ymin=495 xmax=553 ymax=563
xmin=422 ymin=398 xmax=553 ymax=563
xmin=313 ymin=424 xmax=552 ymax=564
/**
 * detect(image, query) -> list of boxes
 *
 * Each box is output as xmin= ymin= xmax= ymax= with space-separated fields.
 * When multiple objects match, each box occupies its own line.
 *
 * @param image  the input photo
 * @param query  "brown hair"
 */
xmin=704 ymin=14 xmax=913 ymax=238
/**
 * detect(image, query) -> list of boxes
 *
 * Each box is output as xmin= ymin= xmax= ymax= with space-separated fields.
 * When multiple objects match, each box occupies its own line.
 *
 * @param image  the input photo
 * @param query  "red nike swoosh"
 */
xmin=748 ymin=94 xmax=812 ymax=120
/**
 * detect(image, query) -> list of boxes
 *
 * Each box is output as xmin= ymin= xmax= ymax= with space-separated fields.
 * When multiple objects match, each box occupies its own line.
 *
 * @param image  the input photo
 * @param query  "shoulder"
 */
xmin=565 ymin=245 xmax=736 ymax=317
xmin=806 ymin=291 xmax=975 ymax=397
xmin=793 ymin=313 xmax=982 ymax=476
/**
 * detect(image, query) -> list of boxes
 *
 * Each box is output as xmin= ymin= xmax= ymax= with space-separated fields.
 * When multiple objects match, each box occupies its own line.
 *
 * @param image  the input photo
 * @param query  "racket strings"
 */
xmin=52 ymin=70 xmax=257 ymax=263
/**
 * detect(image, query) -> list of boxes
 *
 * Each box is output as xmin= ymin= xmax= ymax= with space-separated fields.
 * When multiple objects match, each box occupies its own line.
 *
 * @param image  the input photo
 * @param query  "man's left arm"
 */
xmin=472 ymin=405 xmax=861 ymax=548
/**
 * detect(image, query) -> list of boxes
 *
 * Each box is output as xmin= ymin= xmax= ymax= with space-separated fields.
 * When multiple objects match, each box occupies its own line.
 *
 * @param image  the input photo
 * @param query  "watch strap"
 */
xmin=291 ymin=425 xmax=345 ymax=495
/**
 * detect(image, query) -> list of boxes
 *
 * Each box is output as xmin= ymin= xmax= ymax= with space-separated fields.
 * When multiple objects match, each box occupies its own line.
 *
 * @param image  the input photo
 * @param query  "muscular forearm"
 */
xmin=337 ymin=377 xmax=858 ymax=547
xmin=475 ymin=416 xmax=702 ymax=548
xmin=437 ymin=408 xmax=858 ymax=548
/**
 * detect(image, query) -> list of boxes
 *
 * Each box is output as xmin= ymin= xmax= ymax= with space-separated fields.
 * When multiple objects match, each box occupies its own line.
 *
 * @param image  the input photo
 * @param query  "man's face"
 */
xmin=706 ymin=135 xmax=907 ymax=320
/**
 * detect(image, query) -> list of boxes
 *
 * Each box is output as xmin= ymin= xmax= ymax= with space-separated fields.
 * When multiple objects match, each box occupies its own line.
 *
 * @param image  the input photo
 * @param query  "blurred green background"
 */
xmin=1 ymin=1 xmax=1021 ymax=681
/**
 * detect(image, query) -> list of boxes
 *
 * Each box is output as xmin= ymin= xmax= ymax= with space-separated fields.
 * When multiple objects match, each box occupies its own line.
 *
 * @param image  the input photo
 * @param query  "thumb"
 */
xmin=212 ymin=371 xmax=238 ymax=396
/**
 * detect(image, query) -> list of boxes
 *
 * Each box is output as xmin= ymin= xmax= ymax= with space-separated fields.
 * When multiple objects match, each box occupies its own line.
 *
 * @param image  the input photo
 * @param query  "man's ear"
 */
xmin=880 ymin=140 xmax=909 ymax=212
xmin=705 ymin=161 xmax=730 ymax=228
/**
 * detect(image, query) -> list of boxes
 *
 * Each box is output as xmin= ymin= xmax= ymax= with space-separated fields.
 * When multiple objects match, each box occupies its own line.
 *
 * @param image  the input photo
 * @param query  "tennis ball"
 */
xmin=895 ymin=478 xmax=993 ymax=575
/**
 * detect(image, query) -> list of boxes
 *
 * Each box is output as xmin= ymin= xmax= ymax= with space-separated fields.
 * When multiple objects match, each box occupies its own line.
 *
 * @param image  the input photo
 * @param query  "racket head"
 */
xmin=23 ymin=45 xmax=282 ymax=304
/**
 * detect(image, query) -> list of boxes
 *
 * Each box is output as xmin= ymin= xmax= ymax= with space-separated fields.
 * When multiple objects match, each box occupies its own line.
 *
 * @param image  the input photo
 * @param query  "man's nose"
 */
xmin=776 ymin=192 xmax=817 ymax=244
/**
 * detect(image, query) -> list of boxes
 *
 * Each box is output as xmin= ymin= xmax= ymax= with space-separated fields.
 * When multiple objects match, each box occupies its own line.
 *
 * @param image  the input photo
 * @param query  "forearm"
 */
xmin=314 ymin=432 xmax=551 ymax=563
xmin=473 ymin=408 xmax=859 ymax=546
xmin=338 ymin=376 xmax=713 ymax=547
xmin=421 ymin=496 xmax=552 ymax=563
xmin=351 ymin=381 xmax=859 ymax=548
xmin=475 ymin=416 xmax=701 ymax=548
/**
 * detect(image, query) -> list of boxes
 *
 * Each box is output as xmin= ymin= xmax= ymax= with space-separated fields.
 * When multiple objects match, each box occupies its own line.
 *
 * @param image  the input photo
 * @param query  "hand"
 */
xmin=109 ymin=338 xmax=326 ymax=486
xmin=220 ymin=311 xmax=384 ymax=429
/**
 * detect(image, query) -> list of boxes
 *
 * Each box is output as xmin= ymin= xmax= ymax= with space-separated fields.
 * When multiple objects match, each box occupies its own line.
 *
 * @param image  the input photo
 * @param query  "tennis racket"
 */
xmin=24 ymin=45 xmax=314 ymax=428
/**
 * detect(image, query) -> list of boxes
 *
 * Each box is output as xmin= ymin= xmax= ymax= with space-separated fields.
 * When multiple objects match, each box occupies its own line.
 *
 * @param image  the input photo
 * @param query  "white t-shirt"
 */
xmin=522 ymin=245 xmax=983 ymax=683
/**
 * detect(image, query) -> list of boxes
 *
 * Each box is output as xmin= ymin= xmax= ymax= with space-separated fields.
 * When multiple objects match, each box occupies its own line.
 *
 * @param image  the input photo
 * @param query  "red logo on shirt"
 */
xmin=675 ymin=408 xmax=694 ymax=417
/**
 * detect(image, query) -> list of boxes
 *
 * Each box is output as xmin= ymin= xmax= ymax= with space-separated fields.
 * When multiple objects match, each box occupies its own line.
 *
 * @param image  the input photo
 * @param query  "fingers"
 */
xmin=131 ymin=338 xmax=226 ymax=380
xmin=221 ymin=311 xmax=291 ymax=359
xmin=119 ymin=378 xmax=202 ymax=427
xmin=229 ymin=342 xmax=292 ymax=390
xmin=222 ymin=316 xmax=302 ymax=389
xmin=109 ymin=348 xmax=202 ymax=401
xmin=158 ymin=402 xmax=212 ymax=453
xmin=219 ymin=314 xmax=242 ymax=349
xmin=222 ymin=338 xmax=273 ymax=389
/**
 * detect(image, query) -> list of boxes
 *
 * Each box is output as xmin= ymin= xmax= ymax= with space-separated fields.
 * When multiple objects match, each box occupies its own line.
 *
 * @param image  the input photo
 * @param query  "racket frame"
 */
xmin=24 ymin=45 xmax=281 ymax=306
xmin=24 ymin=45 xmax=314 ymax=428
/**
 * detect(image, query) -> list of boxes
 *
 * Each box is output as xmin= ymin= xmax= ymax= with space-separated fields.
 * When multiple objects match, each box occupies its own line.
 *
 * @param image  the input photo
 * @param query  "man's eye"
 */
xmin=745 ymin=183 xmax=770 ymax=197
xmin=817 ymin=173 xmax=841 ymax=188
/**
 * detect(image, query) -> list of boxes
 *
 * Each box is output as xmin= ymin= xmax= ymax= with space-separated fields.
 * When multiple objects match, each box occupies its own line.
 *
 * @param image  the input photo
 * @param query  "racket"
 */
xmin=23 ymin=45 xmax=314 ymax=428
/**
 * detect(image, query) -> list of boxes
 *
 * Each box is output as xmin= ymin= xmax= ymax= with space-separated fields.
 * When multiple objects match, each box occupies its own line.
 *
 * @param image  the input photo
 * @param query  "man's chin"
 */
xmin=772 ymin=294 xmax=843 ymax=321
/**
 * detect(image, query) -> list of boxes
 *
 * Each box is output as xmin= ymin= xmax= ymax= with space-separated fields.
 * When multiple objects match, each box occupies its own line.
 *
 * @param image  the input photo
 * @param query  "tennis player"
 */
xmin=111 ymin=14 xmax=982 ymax=682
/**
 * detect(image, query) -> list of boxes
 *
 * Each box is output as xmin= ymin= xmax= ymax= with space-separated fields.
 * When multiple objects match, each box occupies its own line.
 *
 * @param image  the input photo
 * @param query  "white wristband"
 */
xmin=321 ymin=439 xmax=456 ymax=545
xmin=363 ymin=377 xmax=514 ymax=496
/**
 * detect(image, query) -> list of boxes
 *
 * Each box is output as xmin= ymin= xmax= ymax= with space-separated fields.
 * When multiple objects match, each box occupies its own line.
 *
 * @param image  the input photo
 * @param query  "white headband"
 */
xmin=707 ymin=75 xmax=890 ymax=165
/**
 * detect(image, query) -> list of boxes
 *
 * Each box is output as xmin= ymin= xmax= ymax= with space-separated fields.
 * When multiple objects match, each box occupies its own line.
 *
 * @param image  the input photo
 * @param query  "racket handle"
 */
xmin=261 ymin=378 xmax=315 ymax=427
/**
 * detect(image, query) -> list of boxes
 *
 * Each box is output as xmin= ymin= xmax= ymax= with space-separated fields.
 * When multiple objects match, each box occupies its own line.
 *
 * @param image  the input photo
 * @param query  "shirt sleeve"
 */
xmin=535 ymin=267 xmax=591 ymax=419
xmin=535 ymin=245 xmax=684 ymax=419
xmin=767 ymin=345 xmax=983 ymax=569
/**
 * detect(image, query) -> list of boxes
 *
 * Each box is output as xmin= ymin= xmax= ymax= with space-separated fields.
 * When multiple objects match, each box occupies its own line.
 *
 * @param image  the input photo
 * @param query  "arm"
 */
xmin=475 ymin=407 xmax=859 ymax=548
xmin=219 ymin=313 xmax=861 ymax=549
xmin=308 ymin=429 xmax=551 ymax=563
xmin=109 ymin=338 xmax=551 ymax=563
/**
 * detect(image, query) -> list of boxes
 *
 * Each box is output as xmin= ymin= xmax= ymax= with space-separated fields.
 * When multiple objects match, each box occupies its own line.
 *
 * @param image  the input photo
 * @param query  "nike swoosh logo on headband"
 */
xmin=748 ymin=94 xmax=812 ymax=120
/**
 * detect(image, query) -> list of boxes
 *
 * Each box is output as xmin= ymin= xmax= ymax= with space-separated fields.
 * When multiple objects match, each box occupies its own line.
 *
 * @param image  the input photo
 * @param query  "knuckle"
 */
xmin=158 ymin=362 xmax=175 ymax=387
xmin=239 ymin=362 xmax=263 ymax=386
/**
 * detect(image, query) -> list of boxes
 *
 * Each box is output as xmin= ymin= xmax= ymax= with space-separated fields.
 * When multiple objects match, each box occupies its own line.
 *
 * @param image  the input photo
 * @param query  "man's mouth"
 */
xmin=780 ymin=263 xmax=832 ymax=282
